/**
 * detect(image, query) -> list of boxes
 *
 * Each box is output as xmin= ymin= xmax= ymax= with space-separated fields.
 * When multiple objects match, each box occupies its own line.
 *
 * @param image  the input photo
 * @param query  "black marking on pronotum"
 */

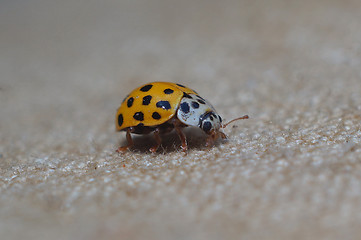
xmin=183 ymin=92 xmax=192 ymax=99
xmin=164 ymin=88 xmax=174 ymax=94
xmin=133 ymin=112 xmax=144 ymax=121
xmin=196 ymin=95 xmax=206 ymax=104
xmin=152 ymin=112 xmax=161 ymax=120
xmin=140 ymin=84 xmax=153 ymax=92
xmin=127 ymin=97 xmax=134 ymax=107
xmin=156 ymin=101 xmax=171 ymax=110
xmin=197 ymin=99 xmax=206 ymax=105
xmin=142 ymin=95 xmax=152 ymax=105
xmin=191 ymin=101 xmax=199 ymax=109
xmin=176 ymin=83 xmax=186 ymax=88
xmin=118 ymin=114 xmax=124 ymax=127
xmin=209 ymin=113 xmax=218 ymax=122
xmin=196 ymin=95 xmax=205 ymax=100
xmin=180 ymin=102 xmax=190 ymax=114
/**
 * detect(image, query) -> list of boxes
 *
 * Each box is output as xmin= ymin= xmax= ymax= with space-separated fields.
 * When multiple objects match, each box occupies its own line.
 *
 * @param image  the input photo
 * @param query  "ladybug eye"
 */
xmin=202 ymin=121 xmax=212 ymax=133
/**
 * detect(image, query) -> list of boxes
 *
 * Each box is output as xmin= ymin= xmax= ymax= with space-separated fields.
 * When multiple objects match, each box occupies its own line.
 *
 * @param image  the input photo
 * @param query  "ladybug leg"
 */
xmin=116 ymin=128 xmax=134 ymax=152
xmin=206 ymin=131 xmax=227 ymax=147
xmin=175 ymin=126 xmax=187 ymax=152
xmin=205 ymin=131 xmax=218 ymax=147
xmin=205 ymin=134 xmax=215 ymax=147
xmin=149 ymin=128 xmax=161 ymax=153
xmin=220 ymin=131 xmax=227 ymax=140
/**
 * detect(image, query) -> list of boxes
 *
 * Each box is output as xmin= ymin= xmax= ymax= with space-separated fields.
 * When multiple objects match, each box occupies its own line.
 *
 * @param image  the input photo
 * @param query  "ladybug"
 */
xmin=116 ymin=82 xmax=248 ymax=152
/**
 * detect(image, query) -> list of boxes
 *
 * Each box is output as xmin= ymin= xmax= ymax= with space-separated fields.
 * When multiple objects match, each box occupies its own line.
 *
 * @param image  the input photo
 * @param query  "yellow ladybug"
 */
xmin=116 ymin=82 xmax=248 ymax=152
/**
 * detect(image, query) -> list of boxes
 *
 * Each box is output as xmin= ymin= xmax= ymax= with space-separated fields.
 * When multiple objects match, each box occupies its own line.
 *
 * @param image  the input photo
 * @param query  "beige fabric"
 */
xmin=1 ymin=0 xmax=361 ymax=239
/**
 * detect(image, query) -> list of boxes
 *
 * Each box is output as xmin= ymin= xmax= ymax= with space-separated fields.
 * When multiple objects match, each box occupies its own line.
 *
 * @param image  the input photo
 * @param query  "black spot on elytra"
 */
xmin=152 ymin=112 xmax=161 ymax=120
xmin=180 ymin=102 xmax=190 ymax=113
xmin=133 ymin=112 xmax=144 ymax=121
xmin=156 ymin=101 xmax=171 ymax=110
xmin=127 ymin=97 xmax=134 ymax=107
xmin=142 ymin=95 xmax=152 ymax=105
xmin=191 ymin=101 xmax=199 ymax=109
xmin=118 ymin=114 xmax=123 ymax=127
xmin=176 ymin=83 xmax=186 ymax=88
xmin=140 ymin=84 xmax=153 ymax=92
xmin=183 ymin=92 xmax=192 ymax=99
xmin=164 ymin=88 xmax=174 ymax=94
xmin=202 ymin=121 xmax=212 ymax=133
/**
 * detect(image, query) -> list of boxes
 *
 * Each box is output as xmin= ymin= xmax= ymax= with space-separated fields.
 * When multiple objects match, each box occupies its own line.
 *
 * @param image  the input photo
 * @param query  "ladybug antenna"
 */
xmin=222 ymin=115 xmax=249 ymax=128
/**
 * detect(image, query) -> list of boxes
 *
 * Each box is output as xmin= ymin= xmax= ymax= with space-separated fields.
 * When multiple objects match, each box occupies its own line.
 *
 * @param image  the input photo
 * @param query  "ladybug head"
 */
xmin=200 ymin=112 xmax=250 ymax=135
xmin=199 ymin=111 xmax=222 ymax=134
xmin=199 ymin=112 xmax=249 ymax=145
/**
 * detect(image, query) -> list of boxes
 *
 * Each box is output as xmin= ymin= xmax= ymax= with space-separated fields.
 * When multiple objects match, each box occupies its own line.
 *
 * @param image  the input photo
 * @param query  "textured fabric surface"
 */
xmin=1 ymin=0 xmax=361 ymax=239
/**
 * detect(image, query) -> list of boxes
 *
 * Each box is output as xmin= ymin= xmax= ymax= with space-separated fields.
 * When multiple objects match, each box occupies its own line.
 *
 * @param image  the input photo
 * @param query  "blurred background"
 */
xmin=1 ymin=0 xmax=361 ymax=239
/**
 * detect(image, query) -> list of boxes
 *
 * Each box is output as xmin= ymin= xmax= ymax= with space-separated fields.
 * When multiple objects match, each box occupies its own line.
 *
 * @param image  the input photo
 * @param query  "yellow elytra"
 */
xmin=116 ymin=82 xmax=197 ymax=131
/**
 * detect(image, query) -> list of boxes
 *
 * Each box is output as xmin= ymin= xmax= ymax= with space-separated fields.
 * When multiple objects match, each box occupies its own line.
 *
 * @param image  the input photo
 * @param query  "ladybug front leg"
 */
xmin=205 ymin=131 xmax=227 ymax=147
xmin=205 ymin=131 xmax=218 ymax=147
xmin=149 ymin=128 xmax=162 ymax=153
xmin=116 ymin=128 xmax=134 ymax=152
xmin=219 ymin=131 xmax=227 ymax=140
xmin=205 ymin=133 xmax=215 ymax=147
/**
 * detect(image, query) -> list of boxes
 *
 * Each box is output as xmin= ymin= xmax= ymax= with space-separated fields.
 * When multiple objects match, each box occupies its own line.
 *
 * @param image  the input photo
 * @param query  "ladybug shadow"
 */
xmin=119 ymin=127 xmax=213 ymax=153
